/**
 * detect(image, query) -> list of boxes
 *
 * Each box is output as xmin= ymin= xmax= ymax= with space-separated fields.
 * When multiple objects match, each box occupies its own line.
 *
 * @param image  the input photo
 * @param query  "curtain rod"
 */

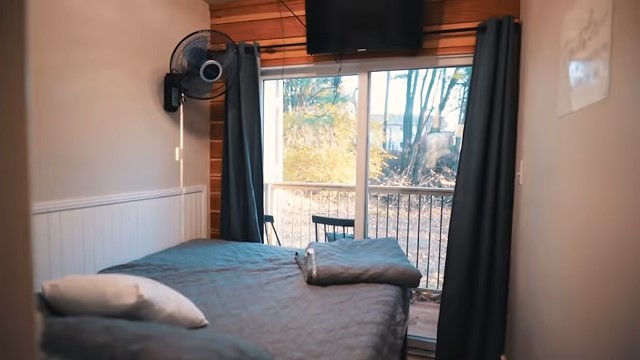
xmin=257 ymin=26 xmax=480 ymax=53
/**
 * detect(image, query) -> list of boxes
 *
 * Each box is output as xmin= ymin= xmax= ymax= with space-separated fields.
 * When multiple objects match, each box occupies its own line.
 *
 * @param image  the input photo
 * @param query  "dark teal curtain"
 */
xmin=220 ymin=43 xmax=264 ymax=243
xmin=436 ymin=17 xmax=521 ymax=360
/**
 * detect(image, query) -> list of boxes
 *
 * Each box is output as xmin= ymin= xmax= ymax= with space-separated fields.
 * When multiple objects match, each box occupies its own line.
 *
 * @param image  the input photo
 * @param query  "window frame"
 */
xmin=261 ymin=55 xmax=474 ymax=79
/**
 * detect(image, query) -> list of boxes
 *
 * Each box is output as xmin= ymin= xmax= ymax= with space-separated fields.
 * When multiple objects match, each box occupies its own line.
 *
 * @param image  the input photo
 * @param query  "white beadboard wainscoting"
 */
xmin=31 ymin=185 xmax=208 ymax=288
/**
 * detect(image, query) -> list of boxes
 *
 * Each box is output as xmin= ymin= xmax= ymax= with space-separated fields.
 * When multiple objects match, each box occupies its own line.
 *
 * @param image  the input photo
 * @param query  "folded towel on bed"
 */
xmin=295 ymin=238 xmax=422 ymax=288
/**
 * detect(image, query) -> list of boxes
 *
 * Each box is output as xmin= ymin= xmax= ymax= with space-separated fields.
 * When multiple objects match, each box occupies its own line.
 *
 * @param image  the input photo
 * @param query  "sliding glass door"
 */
xmin=262 ymin=57 xmax=472 ymax=341
xmin=366 ymin=66 xmax=471 ymax=341
xmin=263 ymin=58 xmax=472 ymax=339
xmin=367 ymin=66 xmax=472 ymax=288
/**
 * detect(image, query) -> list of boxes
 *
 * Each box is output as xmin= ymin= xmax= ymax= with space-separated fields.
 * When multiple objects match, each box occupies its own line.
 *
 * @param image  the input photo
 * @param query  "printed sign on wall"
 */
xmin=558 ymin=0 xmax=613 ymax=117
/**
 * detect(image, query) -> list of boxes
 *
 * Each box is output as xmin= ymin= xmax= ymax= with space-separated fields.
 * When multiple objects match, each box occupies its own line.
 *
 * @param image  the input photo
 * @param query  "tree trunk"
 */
xmin=432 ymin=68 xmax=462 ymax=133
xmin=412 ymin=68 xmax=462 ymax=183
xmin=406 ymin=69 xmax=438 ymax=183
xmin=400 ymin=70 xmax=418 ymax=169
xmin=382 ymin=71 xmax=391 ymax=151
xmin=456 ymin=81 xmax=469 ymax=154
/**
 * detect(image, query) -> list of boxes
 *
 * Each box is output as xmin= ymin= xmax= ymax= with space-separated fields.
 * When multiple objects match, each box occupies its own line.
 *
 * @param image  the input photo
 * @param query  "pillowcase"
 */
xmin=41 ymin=316 xmax=274 ymax=360
xmin=41 ymin=274 xmax=208 ymax=328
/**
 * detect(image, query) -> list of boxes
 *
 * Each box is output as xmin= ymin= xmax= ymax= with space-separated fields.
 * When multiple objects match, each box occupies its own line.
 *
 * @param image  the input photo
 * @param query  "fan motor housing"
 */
xmin=164 ymin=73 xmax=184 ymax=112
xmin=201 ymin=60 xmax=223 ymax=82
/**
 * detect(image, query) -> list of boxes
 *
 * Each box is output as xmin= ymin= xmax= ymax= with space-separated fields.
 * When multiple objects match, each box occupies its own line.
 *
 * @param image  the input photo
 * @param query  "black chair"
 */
xmin=264 ymin=215 xmax=281 ymax=246
xmin=311 ymin=215 xmax=355 ymax=242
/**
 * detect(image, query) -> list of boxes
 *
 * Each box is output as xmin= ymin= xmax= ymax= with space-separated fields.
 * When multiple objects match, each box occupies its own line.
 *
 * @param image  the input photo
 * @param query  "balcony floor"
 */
xmin=408 ymin=301 xmax=440 ymax=339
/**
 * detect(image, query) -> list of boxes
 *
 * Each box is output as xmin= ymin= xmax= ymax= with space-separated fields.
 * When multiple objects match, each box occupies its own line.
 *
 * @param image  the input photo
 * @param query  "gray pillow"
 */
xmin=41 ymin=316 xmax=274 ymax=360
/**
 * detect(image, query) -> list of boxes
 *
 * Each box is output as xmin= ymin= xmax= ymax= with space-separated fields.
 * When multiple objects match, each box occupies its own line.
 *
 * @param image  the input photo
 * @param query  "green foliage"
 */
xmin=283 ymin=77 xmax=347 ymax=114
xmin=369 ymin=120 xmax=394 ymax=181
xmin=283 ymin=101 xmax=390 ymax=184
xmin=283 ymin=105 xmax=356 ymax=183
xmin=279 ymin=66 xmax=473 ymax=187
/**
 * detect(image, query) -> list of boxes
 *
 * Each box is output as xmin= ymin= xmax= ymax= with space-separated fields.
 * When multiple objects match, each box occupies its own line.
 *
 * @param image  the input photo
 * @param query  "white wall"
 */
xmin=508 ymin=0 xmax=640 ymax=359
xmin=27 ymin=0 xmax=212 ymax=285
xmin=0 ymin=0 xmax=37 ymax=357
xmin=28 ymin=0 xmax=210 ymax=202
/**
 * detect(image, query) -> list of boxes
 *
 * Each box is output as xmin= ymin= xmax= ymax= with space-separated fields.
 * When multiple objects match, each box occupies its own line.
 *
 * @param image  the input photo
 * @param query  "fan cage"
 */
xmin=169 ymin=29 xmax=237 ymax=100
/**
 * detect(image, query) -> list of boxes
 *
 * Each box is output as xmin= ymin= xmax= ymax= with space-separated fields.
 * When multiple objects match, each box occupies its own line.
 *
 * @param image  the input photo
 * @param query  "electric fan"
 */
xmin=163 ymin=30 xmax=238 ymax=112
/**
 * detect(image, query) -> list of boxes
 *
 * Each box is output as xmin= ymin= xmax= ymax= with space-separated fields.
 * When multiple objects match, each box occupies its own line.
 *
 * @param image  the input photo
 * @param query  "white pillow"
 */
xmin=42 ymin=274 xmax=208 ymax=329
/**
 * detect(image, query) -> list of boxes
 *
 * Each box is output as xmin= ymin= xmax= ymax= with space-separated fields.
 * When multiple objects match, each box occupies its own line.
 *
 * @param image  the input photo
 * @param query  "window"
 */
xmin=368 ymin=67 xmax=471 ymax=188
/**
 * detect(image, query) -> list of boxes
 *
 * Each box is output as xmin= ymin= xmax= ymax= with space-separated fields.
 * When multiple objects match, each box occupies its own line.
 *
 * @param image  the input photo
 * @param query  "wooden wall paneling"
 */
xmin=211 ymin=101 xmax=225 ymax=120
xmin=424 ymin=0 xmax=519 ymax=26
xmin=210 ymin=159 xmax=223 ymax=177
xmin=212 ymin=0 xmax=518 ymax=27
xmin=209 ymin=96 xmax=224 ymax=237
xmin=210 ymin=121 xmax=224 ymax=140
xmin=210 ymin=140 xmax=223 ymax=158
xmin=210 ymin=193 xmax=221 ymax=215
xmin=258 ymin=30 xmax=477 ymax=62
xmin=214 ymin=16 xmax=306 ymax=42
xmin=211 ymin=1 xmax=519 ymax=67
xmin=210 ymin=211 xmax=221 ymax=238
xmin=211 ymin=0 xmax=305 ymax=24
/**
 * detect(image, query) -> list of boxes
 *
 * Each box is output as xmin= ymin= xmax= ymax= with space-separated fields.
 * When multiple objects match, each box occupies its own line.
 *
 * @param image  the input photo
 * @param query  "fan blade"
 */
xmin=181 ymin=74 xmax=213 ymax=98
xmin=203 ymin=47 xmax=235 ymax=83
xmin=185 ymin=46 xmax=208 ymax=73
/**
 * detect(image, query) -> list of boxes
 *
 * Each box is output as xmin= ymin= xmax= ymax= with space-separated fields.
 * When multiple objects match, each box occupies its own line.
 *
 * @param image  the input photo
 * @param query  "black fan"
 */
xmin=164 ymin=30 xmax=238 ymax=112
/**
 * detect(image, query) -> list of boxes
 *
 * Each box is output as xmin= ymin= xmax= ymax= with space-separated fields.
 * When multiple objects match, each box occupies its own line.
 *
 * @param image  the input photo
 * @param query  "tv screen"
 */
xmin=305 ymin=0 xmax=424 ymax=55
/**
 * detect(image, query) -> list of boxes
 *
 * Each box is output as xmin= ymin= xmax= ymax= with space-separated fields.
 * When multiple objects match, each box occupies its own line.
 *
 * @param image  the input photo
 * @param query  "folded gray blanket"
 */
xmin=295 ymin=238 xmax=422 ymax=288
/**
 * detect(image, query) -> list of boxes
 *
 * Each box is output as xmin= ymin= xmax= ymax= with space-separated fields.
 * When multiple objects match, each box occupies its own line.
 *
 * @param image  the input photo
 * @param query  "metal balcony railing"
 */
xmin=266 ymin=182 xmax=454 ymax=290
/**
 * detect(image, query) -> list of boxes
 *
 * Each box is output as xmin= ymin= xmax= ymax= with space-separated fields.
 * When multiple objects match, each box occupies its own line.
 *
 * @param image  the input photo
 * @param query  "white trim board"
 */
xmin=32 ymin=185 xmax=207 ymax=214
xmin=261 ymin=55 xmax=474 ymax=79
xmin=31 ymin=185 xmax=208 ymax=288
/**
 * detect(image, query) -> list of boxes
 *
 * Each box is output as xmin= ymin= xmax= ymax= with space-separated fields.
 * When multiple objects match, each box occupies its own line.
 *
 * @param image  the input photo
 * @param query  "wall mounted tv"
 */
xmin=305 ymin=0 xmax=424 ymax=55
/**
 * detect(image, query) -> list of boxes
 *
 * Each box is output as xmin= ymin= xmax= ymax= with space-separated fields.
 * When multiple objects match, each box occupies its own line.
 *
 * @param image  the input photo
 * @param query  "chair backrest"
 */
xmin=264 ymin=215 xmax=281 ymax=246
xmin=311 ymin=215 xmax=355 ymax=242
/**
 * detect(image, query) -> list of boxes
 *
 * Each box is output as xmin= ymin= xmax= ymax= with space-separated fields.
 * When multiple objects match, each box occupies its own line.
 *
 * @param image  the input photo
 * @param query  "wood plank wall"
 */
xmin=209 ymin=0 xmax=519 ymax=237
xmin=210 ymin=94 xmax=224 ymax=238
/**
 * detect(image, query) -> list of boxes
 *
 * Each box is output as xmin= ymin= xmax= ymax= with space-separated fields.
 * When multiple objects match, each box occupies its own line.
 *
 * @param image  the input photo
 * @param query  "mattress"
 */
xmin=100 ymin=239 xmax=409 ymax=360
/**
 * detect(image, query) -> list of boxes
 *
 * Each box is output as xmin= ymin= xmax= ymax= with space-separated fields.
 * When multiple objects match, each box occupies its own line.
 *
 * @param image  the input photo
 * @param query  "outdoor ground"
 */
xmin=408 ymin=300 xmax=440 ymax=339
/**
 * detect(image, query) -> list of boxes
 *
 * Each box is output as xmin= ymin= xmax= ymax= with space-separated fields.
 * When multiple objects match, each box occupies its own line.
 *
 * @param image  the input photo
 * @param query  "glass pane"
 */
xmin=367 ymin=66 xmax=472 ymax=340
xmin=263 ymin=75 xmax=359 ymax=247
xmin=264 ymin=75 xmax=359 ymax=184
xmin=368 ymin=67 xmax=472 ymax=188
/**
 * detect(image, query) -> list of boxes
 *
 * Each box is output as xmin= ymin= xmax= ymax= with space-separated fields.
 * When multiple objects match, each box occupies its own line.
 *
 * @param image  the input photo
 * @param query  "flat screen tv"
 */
xmin=305 ymin=0 xmax=424 ymax=55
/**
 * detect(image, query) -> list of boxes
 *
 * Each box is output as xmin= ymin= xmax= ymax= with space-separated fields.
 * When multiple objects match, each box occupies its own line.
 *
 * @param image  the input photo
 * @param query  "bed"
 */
xmin=41 ymin=239 xmax=411 ymax=360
